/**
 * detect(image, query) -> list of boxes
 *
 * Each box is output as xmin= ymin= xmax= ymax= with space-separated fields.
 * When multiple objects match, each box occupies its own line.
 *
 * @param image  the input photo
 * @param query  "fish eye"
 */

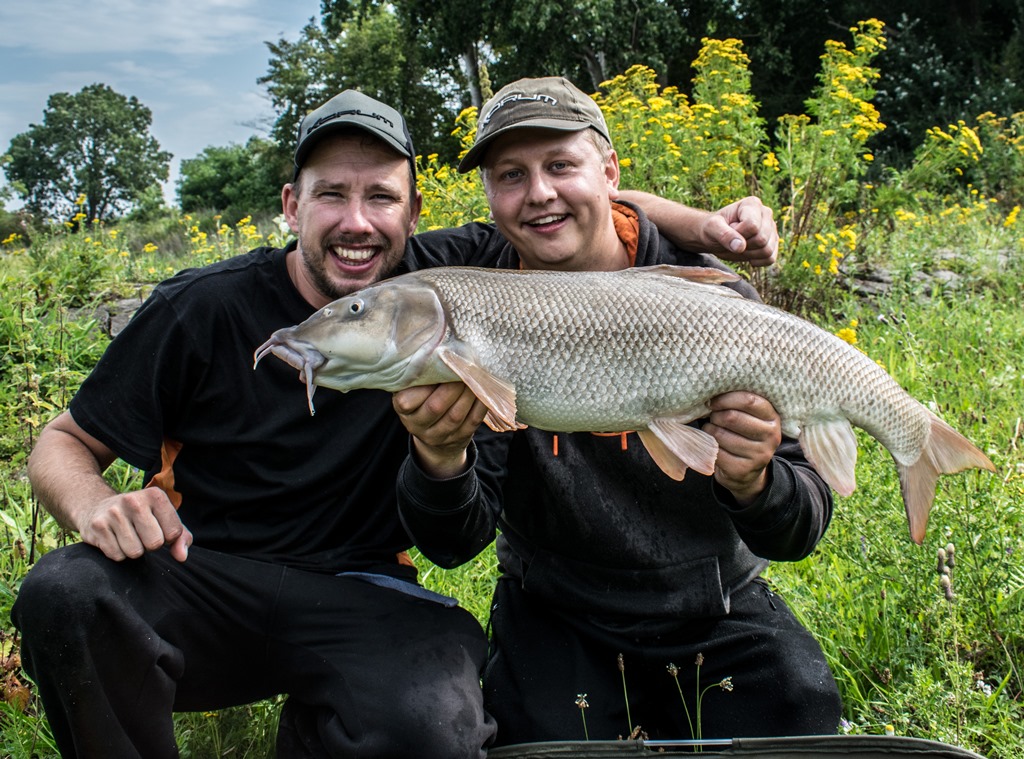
xmin=348 ymin=300 xmax=364 ymax=315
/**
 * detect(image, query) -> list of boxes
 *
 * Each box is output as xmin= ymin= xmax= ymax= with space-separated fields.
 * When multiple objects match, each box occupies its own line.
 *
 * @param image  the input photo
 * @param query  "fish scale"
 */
xmin=254 ymin=265 xmax=995 ymax=543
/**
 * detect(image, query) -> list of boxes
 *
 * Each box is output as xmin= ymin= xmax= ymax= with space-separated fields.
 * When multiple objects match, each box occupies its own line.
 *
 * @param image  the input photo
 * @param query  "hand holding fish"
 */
xmin=704 ymin=392 xmax=782 ymax=505
xmin=393 ymin=382 xmax=487 ymax=478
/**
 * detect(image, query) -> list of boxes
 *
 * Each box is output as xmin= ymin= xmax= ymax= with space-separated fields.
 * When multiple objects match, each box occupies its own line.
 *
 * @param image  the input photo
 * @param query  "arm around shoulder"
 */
xmin=617 ymin=190 xmax=778 ymax=266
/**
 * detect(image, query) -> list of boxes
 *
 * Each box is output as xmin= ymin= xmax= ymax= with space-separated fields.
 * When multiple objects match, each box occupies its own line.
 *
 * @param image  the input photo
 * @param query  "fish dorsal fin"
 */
xmin=799 ymin=418 xmax=859 ymax=497
xmin=639 ymin=416 xmax=720 ymax=480
xmin=635 ymin=264 xmax=741 ymax=285
xmin=436 ymin=346 xmax=524 ymax=433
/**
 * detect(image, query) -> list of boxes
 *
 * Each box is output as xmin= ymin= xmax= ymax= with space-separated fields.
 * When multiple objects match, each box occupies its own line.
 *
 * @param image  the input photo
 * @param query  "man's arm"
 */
xmin=28 ymin=411 xmax=191 ymax=562
xmin=617 ymin=191 xmax=778 ymax=267
xmin=393 ymin=384 xmax=504 ymax=568
xmin=405 ymin=222 xmax=507 ymax=270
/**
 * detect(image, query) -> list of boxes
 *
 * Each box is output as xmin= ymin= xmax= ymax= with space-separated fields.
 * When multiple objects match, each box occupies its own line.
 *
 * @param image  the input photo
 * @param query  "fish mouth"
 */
xmin=253 ymin=337 xmax=327 ymax=415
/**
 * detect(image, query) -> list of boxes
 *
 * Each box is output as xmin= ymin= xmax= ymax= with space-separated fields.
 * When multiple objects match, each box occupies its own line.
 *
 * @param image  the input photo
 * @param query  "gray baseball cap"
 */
xmin=293 ymin=90 xmax=416 ymax=179
xmin=458 ymin=77 xmax=611 ymax=173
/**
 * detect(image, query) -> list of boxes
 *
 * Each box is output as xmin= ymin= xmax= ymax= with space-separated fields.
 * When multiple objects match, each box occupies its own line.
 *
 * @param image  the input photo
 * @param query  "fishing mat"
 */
xmin=488 ymin=735 xmax=985 ymax=758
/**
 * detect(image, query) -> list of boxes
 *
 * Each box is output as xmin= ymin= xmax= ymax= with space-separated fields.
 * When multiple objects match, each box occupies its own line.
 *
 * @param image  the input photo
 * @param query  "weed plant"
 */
xmin=2 ymin=21 xmax=1024 ymax=757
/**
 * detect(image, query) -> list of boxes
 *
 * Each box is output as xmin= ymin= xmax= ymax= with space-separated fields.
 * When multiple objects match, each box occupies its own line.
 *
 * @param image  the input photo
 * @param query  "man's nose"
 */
xmin=525 ymin=173 xmax=557 ymax=204
xmin=337 ymin=201 xmax=375 ymax=235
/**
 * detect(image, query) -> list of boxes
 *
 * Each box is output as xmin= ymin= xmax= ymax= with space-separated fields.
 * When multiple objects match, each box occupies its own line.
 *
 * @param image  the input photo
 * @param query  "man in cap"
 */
xmin=396 ymin=77 xmax=842 ymax=745
xmin=12 ymin=89 xmax=498 ymax=758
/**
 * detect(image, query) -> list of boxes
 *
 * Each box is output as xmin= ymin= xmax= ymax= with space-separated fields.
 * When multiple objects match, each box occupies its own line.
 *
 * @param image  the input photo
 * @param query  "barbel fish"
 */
xmin=254 ymin=265 xmax=995 ymax=543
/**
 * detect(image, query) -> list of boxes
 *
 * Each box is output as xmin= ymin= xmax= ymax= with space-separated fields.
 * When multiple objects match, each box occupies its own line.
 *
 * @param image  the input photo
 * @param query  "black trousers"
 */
xmin=12 ymin=543 xmax=496 ymax=758
xmin=482 ymin=575 xmax=842 ymax=746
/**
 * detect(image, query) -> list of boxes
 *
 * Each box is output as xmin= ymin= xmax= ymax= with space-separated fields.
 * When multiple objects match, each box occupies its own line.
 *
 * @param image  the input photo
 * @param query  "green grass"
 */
xmin=0 ymin=208 xmax=1022 ymax=757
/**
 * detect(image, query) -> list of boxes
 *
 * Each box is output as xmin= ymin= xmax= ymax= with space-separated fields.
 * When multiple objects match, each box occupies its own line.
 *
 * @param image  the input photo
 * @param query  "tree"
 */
xmin=3 ymin=84 xmax=171 ymax=223
xmin=259 ymin=1 xmax=1024 ymax=170
xmin=177 ymin=136 xmax=287 ymax=221
xmin=261 ymin=3 xmax=461 ymax=163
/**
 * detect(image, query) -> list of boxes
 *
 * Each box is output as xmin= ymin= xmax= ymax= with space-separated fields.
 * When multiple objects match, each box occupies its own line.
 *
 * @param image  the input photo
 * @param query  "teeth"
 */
xmin=333 ymin=247 xmax=375 ymax=262
xmin=529 ymin=215 xmax=565 ymax=226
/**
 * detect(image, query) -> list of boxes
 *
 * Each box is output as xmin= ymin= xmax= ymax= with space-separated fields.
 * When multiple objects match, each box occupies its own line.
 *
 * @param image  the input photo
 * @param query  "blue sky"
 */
xmin=0 ymin=0 xmax=322 ymax=206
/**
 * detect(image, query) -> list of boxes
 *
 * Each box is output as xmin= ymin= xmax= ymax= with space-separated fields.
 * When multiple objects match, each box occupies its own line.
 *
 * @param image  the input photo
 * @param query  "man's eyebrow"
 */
xmin=492 ymin=147 xmax=582 ymax=168
xmin=308 ymin=177 xmax=404 ymax=196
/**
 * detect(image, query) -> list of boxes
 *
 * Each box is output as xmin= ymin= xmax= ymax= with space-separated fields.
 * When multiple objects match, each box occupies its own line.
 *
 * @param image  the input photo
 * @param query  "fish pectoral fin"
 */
xmin=799 ymin=418 xmax=859 ymax=497
xmin=437 ymin=347 xmax=523 ymax=433
xmin=640 ymin=417 xmax=719 ymax=479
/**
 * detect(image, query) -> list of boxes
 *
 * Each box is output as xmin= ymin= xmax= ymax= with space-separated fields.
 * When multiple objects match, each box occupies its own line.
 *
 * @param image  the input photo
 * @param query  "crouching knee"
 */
xmin=12 ymin=545 xmax=110 ymax=638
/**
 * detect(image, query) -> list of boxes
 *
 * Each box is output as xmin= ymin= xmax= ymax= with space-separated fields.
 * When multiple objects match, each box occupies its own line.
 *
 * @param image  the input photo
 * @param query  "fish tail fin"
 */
xmin=898 ymin=412 xmax=995 ymax=544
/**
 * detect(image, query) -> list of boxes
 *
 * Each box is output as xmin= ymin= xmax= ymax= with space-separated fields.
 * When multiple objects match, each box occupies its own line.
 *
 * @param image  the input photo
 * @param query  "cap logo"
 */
xmin=308 ymin=108 xmax=396 ymax=135
xmin=482 ymin=93 xmax=559 ymax=126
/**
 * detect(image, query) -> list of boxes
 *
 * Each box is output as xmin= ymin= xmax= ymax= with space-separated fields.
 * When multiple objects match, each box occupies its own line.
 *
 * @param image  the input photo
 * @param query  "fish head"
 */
xmin=254 ymin=278 xmax=449 ymax=410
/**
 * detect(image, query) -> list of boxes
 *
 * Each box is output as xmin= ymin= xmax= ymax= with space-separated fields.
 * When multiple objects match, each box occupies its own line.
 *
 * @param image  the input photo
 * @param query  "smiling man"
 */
xmin=396 ymin=77 xmax=843 ymax=745
xmin=12 ymin=90 xmax=497 ymax=759
xmin=284 ymin=113 xmax=421 ymax=304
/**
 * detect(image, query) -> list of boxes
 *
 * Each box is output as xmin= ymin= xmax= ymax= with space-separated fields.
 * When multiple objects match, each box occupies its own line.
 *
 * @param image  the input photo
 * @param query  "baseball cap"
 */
xmin=292 ymin=90 xmax=416 ymax=180
xmin=457 ymin=77 xmax=612 ymax=173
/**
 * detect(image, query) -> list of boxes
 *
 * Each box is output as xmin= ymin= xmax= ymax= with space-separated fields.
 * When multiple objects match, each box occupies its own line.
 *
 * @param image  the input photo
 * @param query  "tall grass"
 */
xmin=2 ymin=22 xmax=1024 ymax=757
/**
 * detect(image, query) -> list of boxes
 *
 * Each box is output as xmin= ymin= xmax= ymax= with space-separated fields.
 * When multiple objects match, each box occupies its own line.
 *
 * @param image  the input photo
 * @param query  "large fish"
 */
xmin=254 ymin=265 xmax=994 ymax=543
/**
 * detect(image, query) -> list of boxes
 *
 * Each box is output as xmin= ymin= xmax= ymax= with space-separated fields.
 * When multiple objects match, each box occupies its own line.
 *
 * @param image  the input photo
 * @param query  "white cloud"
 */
xmin=0 ymin=0 xmax=315 ymax=57
xmin=0 ymin=0 xmax=320 ymax=206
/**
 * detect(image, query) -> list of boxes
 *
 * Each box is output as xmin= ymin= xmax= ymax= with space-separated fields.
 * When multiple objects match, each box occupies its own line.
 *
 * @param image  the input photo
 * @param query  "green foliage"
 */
xmin=261 ymin=4 xmax=460 ymax=164
xmin=177 ymin=137 xmax=287 ymax=223
xmin=2 ymin=84 xmax=171 ymax=224
xmin=173 ymin=698 xmax=281 ymax=758
xmin=286 ymin=3 xmax=1024 ymax=171
xmin=768 ymin=275 xmax=1024 ymax=757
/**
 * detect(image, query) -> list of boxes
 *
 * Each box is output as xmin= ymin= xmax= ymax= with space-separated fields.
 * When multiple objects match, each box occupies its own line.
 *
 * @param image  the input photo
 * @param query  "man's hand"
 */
xmin=701 ymin=197 xmax=778 ymax=267
xmin=78 ymin=488 xmax=192 ymax=563
xmin=393 ymin=383 xmax=487 ymax=478
xmin=703 ymin=391 xmax=782 ymax=505
xmin=27 ymin=411 xmax=193 ymax=563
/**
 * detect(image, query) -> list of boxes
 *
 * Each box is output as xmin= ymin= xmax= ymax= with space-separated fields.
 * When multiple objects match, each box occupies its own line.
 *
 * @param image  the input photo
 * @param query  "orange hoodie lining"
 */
xmin=610 ymin=202 xmax=640 ymax=266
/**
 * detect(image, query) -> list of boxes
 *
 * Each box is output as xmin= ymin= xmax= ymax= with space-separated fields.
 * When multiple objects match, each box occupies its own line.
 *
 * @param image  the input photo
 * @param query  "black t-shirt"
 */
xmin=70 ymin=244 xmax=415 ymax=575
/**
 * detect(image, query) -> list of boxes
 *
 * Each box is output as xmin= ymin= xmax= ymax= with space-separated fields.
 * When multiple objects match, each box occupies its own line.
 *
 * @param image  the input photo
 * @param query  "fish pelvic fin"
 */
xmin=799 ymin=418 xmax=859 ymax=498
xmin=639 ymin=417 xmax=719 ymax=481
xmin=898 ymin=412 xmax=996 ymax=545
xmin=436 ymin=347 xmax=524 ymax=433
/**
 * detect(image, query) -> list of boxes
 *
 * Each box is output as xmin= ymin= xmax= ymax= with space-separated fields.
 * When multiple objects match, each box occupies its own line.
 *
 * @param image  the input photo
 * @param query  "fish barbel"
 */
xmin=254 ymin=265 xmax=994 ymax=543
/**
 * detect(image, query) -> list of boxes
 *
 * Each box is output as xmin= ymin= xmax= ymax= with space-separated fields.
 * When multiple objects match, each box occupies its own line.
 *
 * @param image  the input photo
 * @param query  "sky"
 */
xmin=0 ymin=0 xmax=323 ymax=207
